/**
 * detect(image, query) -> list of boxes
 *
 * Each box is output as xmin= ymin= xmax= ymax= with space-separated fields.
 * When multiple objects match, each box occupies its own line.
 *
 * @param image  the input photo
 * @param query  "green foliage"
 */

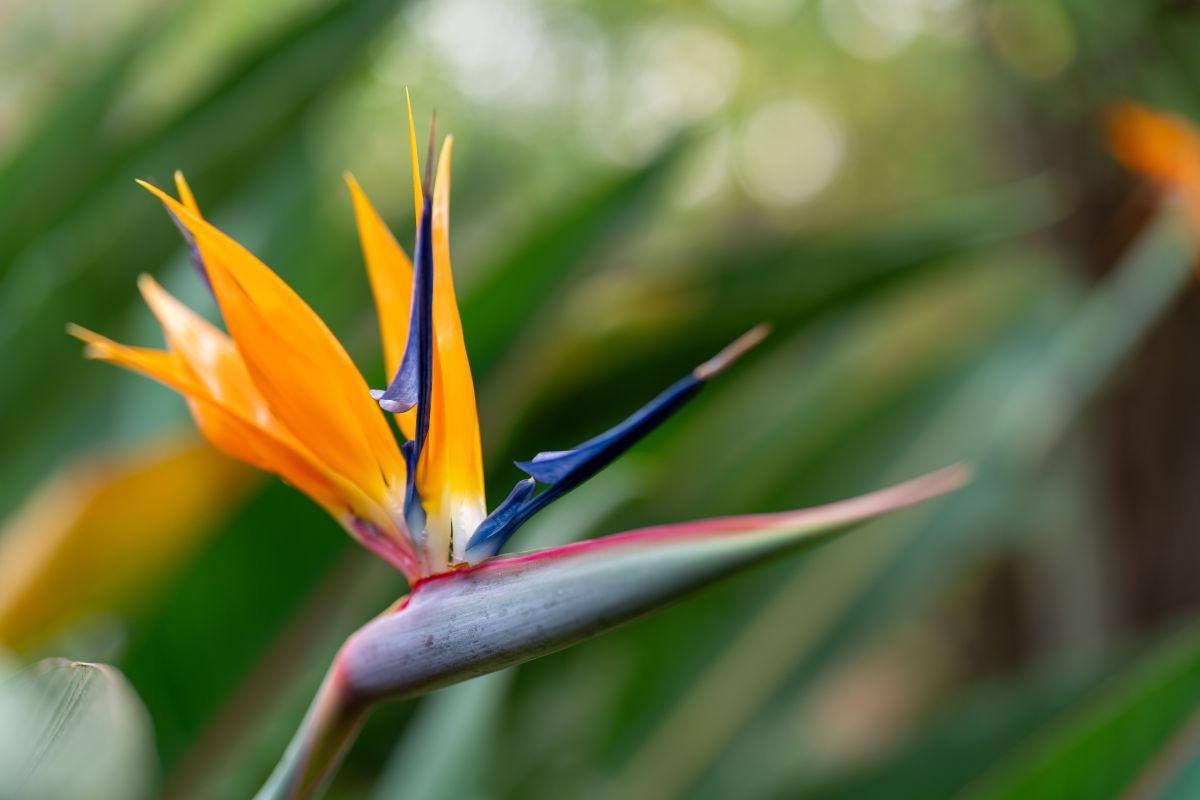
xmin=3 ymin=0 xmax=1200 ymax=798
xmin=967 ymin=623 xmax=1200 ymax=799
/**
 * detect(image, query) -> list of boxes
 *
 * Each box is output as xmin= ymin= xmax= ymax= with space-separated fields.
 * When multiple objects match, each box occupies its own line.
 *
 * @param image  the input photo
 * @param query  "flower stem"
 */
xmin=254 ymin=661 xmax=368 ymax=800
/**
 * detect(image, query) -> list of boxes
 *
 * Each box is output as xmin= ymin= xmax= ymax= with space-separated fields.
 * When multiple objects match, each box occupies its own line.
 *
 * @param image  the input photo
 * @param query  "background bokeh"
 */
xmin=3 ymin=0 xmax=1200 ymax=797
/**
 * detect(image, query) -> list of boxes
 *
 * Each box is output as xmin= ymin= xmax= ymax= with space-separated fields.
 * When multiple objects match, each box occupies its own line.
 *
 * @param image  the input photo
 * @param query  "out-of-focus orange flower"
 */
xmin=0 ymin=438 xmax=250 ymax=652
xmin=1107 ymin=103 xmax=1200 ymax=228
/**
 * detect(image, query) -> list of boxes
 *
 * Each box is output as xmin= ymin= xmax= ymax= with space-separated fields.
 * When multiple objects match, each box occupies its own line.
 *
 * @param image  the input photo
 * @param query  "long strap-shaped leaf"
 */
xmin=256 ymin=465 xmax=967 ymax=799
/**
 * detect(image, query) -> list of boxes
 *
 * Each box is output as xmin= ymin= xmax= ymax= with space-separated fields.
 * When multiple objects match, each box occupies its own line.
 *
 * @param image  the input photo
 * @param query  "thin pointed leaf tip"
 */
xmin=70 ymin=106 xmax=959 ymax=588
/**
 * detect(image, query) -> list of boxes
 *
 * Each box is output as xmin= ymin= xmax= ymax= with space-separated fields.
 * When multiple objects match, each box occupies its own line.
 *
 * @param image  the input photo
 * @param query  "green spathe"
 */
xmin=257 ymin=465 xmax=968 ymax=799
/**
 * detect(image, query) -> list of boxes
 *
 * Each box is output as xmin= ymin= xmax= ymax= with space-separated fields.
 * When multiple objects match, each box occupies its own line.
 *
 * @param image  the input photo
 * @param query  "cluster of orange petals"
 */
xmin=70 ymin=106 xmax=485 ymax=581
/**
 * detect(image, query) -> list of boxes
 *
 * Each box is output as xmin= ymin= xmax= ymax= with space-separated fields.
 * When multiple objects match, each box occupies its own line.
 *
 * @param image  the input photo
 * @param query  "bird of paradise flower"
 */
xmin=70 ymin=98 xmax=966 ymax=798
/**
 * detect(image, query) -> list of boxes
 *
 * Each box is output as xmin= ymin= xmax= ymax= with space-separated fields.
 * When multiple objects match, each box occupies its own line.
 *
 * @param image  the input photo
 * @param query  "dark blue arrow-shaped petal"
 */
xmin=465 ymin=325 xmax=770 ymax=562
xmin=373 ymin=195 xmax=434 ymax=430
xmin=372 ymin=191 xmax=435 ymax=549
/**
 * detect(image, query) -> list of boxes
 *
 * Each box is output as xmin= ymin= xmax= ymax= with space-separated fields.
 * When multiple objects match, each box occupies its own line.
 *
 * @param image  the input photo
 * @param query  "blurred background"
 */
xmin=2 ymin=0 xmax=1200 ymax=797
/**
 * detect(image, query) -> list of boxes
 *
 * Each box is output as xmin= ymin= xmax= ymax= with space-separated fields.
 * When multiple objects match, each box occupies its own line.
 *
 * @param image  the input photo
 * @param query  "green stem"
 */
xmin=254 ymin=661 xmax=369 ymax=800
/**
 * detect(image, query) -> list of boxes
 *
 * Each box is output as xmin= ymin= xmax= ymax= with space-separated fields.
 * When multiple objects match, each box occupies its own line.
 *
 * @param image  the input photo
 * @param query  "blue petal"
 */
xmin=401 ymin=440 xmax=426 ymax=548
xmin=515 ymin=374 xmax=702 ymax=485
xmin=376 ymin=194 xmax=435 ymax=427
xmin=464 ymin=325 xmax=770 ymax=562
xmin=464 ymin=375 xmax=702 ymax=561
xmin=463 ymin=479 xmax=538 ymax=561
xmin=379 ymin=194 xmax=437 ymax=549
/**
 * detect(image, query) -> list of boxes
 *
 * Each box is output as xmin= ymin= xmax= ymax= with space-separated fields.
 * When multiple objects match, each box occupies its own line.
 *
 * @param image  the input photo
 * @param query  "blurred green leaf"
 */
xmin=0 ymin=657 xmax=157 ymax=799
xmin=372 ymin=672 xmax=513 ymax=800
xmin=462 ymin=139 xmax=686 ymax=373
xmin=1155 ymin=722 xmax=1200 ymax=800
xmin=117 ymin=482 xmax=387 ymax=776
xmin=800 ymin=661 xmax=1112 ymax=800
xmin=966 ymin=623 xmax=1200 ymax=799
xmin=0 ymin=0 xmax=403 ymax=273
xmin=0 ymin=8 xmax=178 ymax=270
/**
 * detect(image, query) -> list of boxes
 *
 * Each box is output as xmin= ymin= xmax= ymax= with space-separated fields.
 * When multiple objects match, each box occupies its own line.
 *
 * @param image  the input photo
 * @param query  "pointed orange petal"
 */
xmin=425 ymin=136 xmax=487 ymax=562
xmin=134 ymin=190 xmax=362 ymax=516
xmin=406 ymin=88 xmax=424 ymax=231
xmin=71 ymin=322 xmax=420 ymax=577
xmin=137 ymin=275 xmax=265 ymax=417
xmin=70 ymin=324 xmax=199 ymax=395
xmin=345 ymin=175 xmax=418 ymax=441
xmin=138 ymin=181 xmax=406 ymax=503
xmin=174 ymin=171 xmax=201 ymax=215
xmin=136 ymin=277 xmax=349 ymax=506
xmin=69 ymin=324 xmax=335 ymax=505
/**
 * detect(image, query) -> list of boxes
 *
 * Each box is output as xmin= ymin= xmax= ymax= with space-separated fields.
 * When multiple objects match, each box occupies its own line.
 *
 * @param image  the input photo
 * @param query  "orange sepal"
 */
xmin=424 ymin=136 xmax=487 ymax=561
xmin=137 ymin=181 xmax=406 ymax=502
xmin=68 ymin=325 xmax=344 ymax=512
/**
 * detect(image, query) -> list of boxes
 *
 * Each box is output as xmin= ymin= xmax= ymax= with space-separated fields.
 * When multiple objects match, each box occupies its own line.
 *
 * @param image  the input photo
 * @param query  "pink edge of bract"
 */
xmin=411 ymin=464 xmax=970 ymax=592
